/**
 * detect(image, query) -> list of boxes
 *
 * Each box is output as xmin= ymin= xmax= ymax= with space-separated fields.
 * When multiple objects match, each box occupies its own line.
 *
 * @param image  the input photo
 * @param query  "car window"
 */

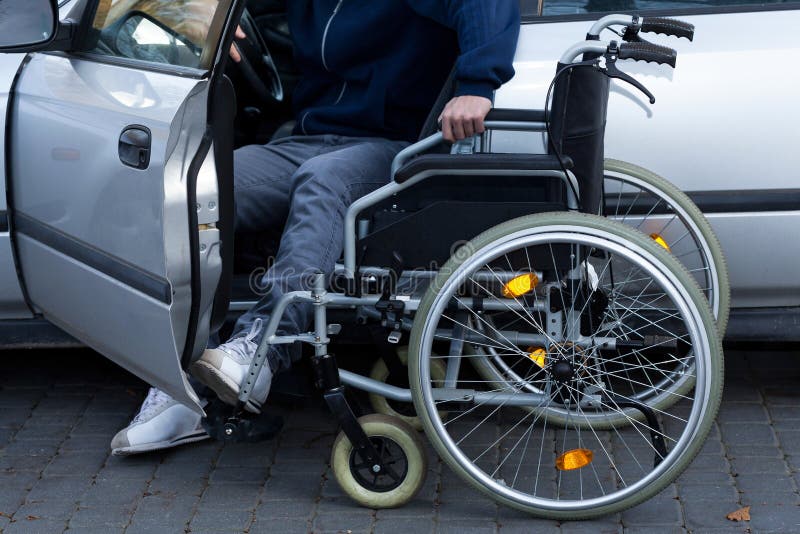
xmin=543 ymin=0 xmax=795 ymax=16
xmin=89 ymin=0 xmax=230 ymax=69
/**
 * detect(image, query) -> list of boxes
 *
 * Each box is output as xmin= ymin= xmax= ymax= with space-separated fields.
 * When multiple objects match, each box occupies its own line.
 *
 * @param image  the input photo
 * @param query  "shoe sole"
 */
xmin=189 ymin=360 xmax=261 ymax=414
xmin=112 ymin=431 xmax=210 ymax=456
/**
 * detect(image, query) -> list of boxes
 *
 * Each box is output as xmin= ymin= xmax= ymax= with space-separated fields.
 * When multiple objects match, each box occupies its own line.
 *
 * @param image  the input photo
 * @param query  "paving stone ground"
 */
xmin=0 ymin=346 xmax=798 ymax=533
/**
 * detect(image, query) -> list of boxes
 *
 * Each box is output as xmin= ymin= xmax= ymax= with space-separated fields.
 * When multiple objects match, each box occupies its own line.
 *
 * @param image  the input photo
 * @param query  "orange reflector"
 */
xmin=556 ymin=449 xmax=594 ymax=471
xmin=650 ymin=234 xmax=671 ymax=252
xmin=527 ymin=347 xmax=547 ymax=368
xmin=502 ymin=273 xmax=539 ymax=298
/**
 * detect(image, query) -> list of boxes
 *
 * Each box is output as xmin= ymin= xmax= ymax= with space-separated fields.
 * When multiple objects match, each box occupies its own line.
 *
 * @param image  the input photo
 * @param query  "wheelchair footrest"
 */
xmin=202 ymin=399 xmax=284 ymax=443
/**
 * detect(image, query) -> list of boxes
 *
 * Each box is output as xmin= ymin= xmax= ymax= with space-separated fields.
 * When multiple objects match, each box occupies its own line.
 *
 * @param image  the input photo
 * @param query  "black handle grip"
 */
xmin=485 ymin=108 xmax=547 ymax=123
xmin=618 ymin=42 xmax=677 ymax=68
xmin=640 ymin=17 xmax=695 ymax=41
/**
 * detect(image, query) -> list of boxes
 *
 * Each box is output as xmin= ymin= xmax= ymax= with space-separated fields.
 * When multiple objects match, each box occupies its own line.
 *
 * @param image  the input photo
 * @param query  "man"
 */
xmin=111 ymin=0 xmax=520 ymax=455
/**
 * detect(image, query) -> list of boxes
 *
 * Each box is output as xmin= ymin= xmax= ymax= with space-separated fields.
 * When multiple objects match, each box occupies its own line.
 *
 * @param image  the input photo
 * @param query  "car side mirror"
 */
xmin=0 ymin=0 xmax=59 ymax=53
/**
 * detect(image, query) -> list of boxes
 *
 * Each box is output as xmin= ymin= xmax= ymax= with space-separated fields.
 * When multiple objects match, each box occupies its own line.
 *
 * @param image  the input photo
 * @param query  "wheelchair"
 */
xmin=225 ymin=15 xmax=726 ymax=519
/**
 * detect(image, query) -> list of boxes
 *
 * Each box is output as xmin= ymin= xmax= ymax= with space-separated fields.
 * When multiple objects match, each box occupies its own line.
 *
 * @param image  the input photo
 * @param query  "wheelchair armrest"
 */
xmin=394 ymin=153 xmax=574 ymax=184
xmin=485 ymin=108 xmax=547 ymax=123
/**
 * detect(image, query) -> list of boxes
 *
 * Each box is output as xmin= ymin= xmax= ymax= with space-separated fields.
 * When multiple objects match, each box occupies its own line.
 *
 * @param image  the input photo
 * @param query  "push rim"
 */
xmin=411 ymin=218 xmax=716 ymax=514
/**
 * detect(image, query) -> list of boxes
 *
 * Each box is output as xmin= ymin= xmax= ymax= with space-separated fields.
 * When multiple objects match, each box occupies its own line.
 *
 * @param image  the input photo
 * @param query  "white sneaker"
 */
xmin=110 ymin=388 xmax=209 ymax=456
xmin=189 ymin=319 xmax=272 ymax=414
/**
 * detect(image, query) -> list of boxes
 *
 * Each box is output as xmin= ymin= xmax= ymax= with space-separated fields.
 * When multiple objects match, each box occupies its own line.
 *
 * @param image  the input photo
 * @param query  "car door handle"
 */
xmin=119 ymin=126 xmax=151 ymax=170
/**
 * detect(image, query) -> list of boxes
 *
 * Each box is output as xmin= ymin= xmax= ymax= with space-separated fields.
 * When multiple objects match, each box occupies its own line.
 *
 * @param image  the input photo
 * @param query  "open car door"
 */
xmin=4 ymin=0 xmax=240 ymax=413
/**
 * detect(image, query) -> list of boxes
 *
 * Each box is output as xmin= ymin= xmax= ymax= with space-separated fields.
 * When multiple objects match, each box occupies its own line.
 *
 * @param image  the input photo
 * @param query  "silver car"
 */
xmin=0 ymin=0 xmax=797 ymax=413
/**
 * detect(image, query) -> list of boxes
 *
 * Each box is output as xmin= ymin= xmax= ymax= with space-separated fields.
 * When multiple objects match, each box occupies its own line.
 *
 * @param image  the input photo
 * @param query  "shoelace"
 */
xmin=132 ymin=388 xmax=172 ymax=424
xmin=217 ymin=318 xmax=264 ymax=364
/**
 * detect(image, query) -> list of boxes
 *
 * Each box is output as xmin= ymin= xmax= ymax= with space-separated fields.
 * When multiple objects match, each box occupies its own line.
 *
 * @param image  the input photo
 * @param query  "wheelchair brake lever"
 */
xmin=602 ymin=44 xmax=657 ymax=104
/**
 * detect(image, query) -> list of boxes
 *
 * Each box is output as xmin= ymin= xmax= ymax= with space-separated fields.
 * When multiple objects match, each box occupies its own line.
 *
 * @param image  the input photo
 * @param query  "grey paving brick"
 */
xmin=3 ymin=518 xmax=68 ymax=534
xmin=775 ymin=430 xmax=800 ymax=450
xmin=621 ymin=490 xmax=681 ymax=526
xmin=719 ymin=423 xmax=777 ymax=445
xmin=719 ymin=383 xmax=761 ymax=403
xmin=189 ymin=508 xmax=253 ymax=532
xmin=268 ymin=458 xmax=329 ymax=475
xmin=249 ymin=517 xmax=310 ymax=534
xmin=762 ymin=386 xmax=800 ymax=406
xmin=373 ymin=499 xmax=436 ymax=520
xmin=26 ymin=476 xmax=93 ymax=503
xmin=676 ymin=469 xmax=735 ymax=486
xmin=68 ymin=505 xmax=134 ymax=528
xmin=98 ymin=456 xmax=158 ymax=479
xmin=146 ymin=475 xmax=207 ymax=497
xmin=155 ymin=457 xmax=214 ymax=479
xmin=65 ymin=526 xmax=125 ymax=534
xmin=725 ymin=444 xmax=783 ymax=458
xmin=746 ymin=502 xmax=800 ymax=532
xmin=685 ymin=453 xmax=731 ymax=472
xmin=716 ymin=402 xmax=768 ymax=423
xmin=0 ymin=409 xmax=33 ymax=428
xmin=130 ymin=494 xmax=197 ymax=527
xmin=32 ymin=397 xmax=88 ymax=416
xmin=623 ymin=527 xmax=686 ymax=534
xmin=436 ymin=519 xmax=496 ymax=534
xmin=678 ymin=482 xmax=739 ymax=503
xmin=498 ymin=519 xmax=559 ymax=533
xmin=215 ymin=442 xmax=275 ymax=468
xmin=261 ymin=473 xmax=322 ymax=501
xmin=14 ymin=499 xmax=77 ymax=521
xmin=58 ymin=436 xmax=110 ymax=452
xmin=120 ymin=522 xmax=172 ymax=534
xmin=734 ymin=473 xmax=797 ymax=502
xmin=255 ymin=497 xmax=316 ymax=520
xmin=560 ymin=518 xmax=622 ymax=534
xmin=374 ymin=517 xmax=436 ymax=534
xmin=767 ymin=405 xmax=800 ymax=421
xmin=312 ymin=511 xmax=374 ymax=533
xmin=43 ymin=451 xmax=106 ymax=477
xmin=272 ymin=443 xmax=331 ymax=464
xmin=682 ymin=498 xmax=747 ymax=531
xmin=198 ymin=483 xmax=262 ymax=510
xmin=3 ymin=440 xmax=59 ymax=457
xmin=436 ymin=497 xmax=498 ymax=521
xmin=730 ymin=455 xmax=789 ymax=475
xmin=208 ymin=465 xmax=270 ymax=485
xmin=0 ymin=453 xmax=51 ymax=472
xmin=80 ymin=476 xmax=149 ymax=506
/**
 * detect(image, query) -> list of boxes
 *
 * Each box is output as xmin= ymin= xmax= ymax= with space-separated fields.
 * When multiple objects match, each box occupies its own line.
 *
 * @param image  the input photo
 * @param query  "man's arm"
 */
xmin=407 ymin=0 xmax=521 ymax=142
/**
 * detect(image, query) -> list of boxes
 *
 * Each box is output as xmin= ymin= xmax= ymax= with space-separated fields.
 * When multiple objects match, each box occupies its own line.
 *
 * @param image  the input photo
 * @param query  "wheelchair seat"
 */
xmin=394 ymin=153 xmax=572 ymax=184
xmin=357 ymin=152 xmax=573 ymax=271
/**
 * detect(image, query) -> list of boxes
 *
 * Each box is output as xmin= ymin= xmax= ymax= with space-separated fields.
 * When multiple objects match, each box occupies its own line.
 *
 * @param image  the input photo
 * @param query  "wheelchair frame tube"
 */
xmin=339 ymin=368 xmax=552 ymax=408
xmin=587 ymin=14 xmax=638 ymax=38
xmin=559 ymin=41 xmax=610 ymax=64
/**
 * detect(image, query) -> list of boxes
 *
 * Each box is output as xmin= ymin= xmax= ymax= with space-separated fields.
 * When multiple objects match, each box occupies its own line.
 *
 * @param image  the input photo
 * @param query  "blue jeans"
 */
xmin=227 ymin=135 xmax=408 ymax=373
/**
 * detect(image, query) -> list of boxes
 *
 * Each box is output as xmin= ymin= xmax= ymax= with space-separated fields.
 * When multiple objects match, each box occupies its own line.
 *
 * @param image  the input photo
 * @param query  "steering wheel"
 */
xmin=233 ymin=9 xmax=284 ymax=103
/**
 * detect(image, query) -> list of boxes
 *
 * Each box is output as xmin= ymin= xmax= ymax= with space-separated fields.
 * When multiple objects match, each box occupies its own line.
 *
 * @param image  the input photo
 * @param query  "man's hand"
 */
xmin=439 ymin=95 xmax=493 ymax=143
xmin=229 ymin=25 xmax=247 ymax=63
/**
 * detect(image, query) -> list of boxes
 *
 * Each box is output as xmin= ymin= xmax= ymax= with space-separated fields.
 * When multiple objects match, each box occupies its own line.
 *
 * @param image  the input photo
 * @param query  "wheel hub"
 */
xmin=550 ymin=357 xmax=575 ymax=382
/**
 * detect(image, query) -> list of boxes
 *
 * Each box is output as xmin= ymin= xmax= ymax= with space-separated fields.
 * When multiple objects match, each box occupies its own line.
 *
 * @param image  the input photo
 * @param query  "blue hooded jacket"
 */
xmin=287 ymin=1 xmax=521 ymax=142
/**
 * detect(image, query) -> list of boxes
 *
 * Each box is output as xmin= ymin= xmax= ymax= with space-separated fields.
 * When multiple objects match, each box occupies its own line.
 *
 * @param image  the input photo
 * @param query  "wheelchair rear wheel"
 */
xmin=408 ymin=212 xmax=723 ymax=518
xmin=603 ymin=159 xmax=730 ymax=333
xmin=470 ymin=162 xmax=729 ymax=427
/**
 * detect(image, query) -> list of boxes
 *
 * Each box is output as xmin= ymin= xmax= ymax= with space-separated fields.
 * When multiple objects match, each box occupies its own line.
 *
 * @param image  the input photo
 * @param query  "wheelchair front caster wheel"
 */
xmin=331 ymin=414 xmax=427 ymax=509
xmin=368 ymin=348 xmax=447 ymax=430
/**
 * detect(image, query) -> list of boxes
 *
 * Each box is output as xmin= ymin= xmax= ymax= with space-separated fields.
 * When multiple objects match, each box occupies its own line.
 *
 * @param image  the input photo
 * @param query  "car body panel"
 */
xmin=7 ymin=50 xmax=222 ymax=411
xmin=495 ymin=9 xmax=800 ymax=308
xmin=0 ymin=54 xmax=33 ymax=319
